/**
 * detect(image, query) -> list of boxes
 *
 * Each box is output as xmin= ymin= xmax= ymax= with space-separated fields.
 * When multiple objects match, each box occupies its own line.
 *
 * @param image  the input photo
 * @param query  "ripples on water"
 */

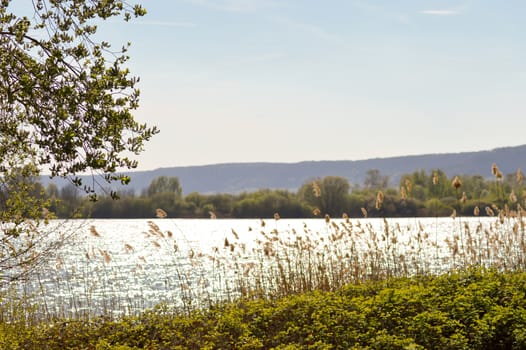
xmin=6 ymin=216 xmax=523 ymax=318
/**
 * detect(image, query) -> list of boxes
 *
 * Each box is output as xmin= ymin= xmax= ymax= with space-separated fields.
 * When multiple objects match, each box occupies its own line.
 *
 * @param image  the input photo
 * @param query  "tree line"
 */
xmin=41 ymin=165 xmax=524 ymax=219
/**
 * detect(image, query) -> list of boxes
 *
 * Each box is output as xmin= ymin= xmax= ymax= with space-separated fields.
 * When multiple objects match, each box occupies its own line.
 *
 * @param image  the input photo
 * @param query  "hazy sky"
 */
xmin=17 ymin=1 xmax=526 ymax=170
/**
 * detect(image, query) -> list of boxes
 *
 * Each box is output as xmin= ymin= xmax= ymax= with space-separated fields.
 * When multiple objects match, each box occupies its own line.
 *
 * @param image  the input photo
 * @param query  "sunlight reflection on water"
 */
xmin=13 ymin=216 xmax=519 ymax=318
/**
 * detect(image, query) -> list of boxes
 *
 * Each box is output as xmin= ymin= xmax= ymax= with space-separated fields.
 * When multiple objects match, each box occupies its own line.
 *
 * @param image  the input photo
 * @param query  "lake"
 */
xmin=4 ymin=216 xmax=524 ymax=319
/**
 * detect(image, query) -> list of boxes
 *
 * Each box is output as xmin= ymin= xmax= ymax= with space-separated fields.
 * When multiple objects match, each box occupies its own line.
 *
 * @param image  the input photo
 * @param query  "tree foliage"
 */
xmin=298 ymin=176 xmax=350 ymax=216
xmin=364 ymin=169 xmax=389 ymax=189
xmin=0 ymin=0 xmax=155 ymax=282
xmin=145 ymin=176 xmax=182 ymax=197
xmin=0 ymin=0 xmax=157 ymax=193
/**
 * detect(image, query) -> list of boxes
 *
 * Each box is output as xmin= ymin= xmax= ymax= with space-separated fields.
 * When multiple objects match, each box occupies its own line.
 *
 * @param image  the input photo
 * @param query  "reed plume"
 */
xmin=90 ymin=226 xmax=101 ymax=237
xmin=405 ymin=179 xmax=412 ymax=194
xmin=400 ymin=187 xmax=407 ymax=200
xmin=156 ymin=208 xmax=168 ymax=218
xmin=375 ymin=191 xmax=384 ymax=210
xmin=485 ymin=206 xmax=495 ymax=216
xmin=361 ymin=207 xmax=368 ymax=218
xmin=312 ymin=181 xmax=321 ymax=198
xmin=452 ymin=176 xmax=462 ymax=189
xmin=510 ymin=191 xmax=518 ymax=203
xmin=492 ymin=163 xmax=499 ymax=176
xmin=432 ymin=172 xmax=439 ymax=186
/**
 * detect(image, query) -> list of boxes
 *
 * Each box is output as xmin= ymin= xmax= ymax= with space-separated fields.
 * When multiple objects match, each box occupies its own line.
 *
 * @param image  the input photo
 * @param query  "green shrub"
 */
xmin=4 ymin=268 xmax=526 ymax=349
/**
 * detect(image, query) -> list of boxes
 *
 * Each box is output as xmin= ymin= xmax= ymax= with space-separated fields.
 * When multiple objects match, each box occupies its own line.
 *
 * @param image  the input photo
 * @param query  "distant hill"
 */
xmin=41 ymin=145 xmax=526 ymax=195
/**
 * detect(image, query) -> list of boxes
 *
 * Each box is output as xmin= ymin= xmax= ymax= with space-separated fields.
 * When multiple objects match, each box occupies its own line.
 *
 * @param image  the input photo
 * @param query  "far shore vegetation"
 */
xmin=47 ymin=166 xmax=523 ymax=219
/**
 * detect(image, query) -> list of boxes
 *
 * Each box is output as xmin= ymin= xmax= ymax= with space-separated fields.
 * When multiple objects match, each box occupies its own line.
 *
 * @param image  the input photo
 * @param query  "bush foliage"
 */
xmin=3 ymin=268 xmax=526 ymax=349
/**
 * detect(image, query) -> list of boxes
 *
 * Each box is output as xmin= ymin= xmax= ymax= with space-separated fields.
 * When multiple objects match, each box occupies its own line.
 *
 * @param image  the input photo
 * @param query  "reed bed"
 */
xmin=1 ymin=210 xmax=525 ymax=323
xmin=217 ymin=211 xmax=526 ymax=301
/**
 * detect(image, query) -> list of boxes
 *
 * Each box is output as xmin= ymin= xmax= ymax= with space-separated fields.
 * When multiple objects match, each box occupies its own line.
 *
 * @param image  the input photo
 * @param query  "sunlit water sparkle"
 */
xmin=5 ymin=216 xmax=521 ymax=318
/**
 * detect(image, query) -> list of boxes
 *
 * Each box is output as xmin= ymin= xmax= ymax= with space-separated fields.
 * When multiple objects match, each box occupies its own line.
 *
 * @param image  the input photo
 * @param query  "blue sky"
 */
xmin=15 ymin=1 xmax=526 ymax=169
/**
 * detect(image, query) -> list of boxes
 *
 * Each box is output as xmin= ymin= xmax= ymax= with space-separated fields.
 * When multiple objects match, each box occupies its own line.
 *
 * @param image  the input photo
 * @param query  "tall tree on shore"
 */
xmin=298 ymin=176 xmax=350 ymax=216
xmin=364 ymin=169 xmax=389 ymax=189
